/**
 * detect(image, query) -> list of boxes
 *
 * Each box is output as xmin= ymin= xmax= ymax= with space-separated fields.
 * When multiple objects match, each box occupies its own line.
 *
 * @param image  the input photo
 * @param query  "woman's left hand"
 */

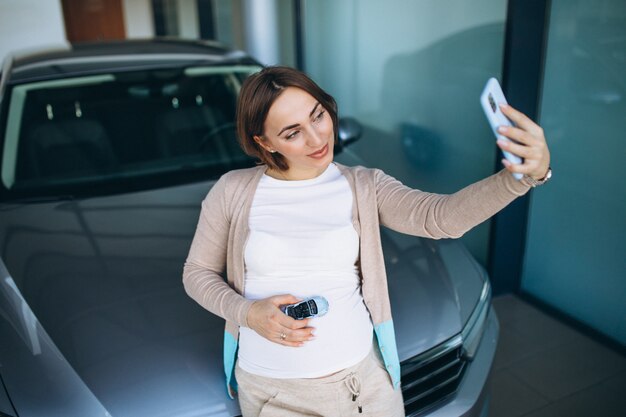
xmin=496 ymin=103 xmax=551 ymax=180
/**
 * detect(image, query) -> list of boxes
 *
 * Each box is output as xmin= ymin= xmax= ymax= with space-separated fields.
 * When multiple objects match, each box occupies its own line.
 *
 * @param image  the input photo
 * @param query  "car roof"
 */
xmin=4 ymin=39 xmax=258 ymax=85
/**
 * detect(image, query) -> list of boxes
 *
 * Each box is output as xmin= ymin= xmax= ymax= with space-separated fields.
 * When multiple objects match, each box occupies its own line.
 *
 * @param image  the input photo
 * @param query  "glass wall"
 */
xmin=303 ymin=0 xmax=508 ymax=265
xmin=522 ymin=0 xmax=626 ymax=345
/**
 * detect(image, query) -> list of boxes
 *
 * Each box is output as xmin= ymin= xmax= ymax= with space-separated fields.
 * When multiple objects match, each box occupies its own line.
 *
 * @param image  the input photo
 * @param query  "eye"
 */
xmin=314 ymin=110 xmax=326 ymax=122
xmin=286 ymin=130 xmax=300 ymax=140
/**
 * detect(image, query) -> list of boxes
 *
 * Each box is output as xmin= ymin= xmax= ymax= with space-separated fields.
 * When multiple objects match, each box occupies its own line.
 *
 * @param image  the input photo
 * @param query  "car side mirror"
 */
xmin=336 ymin=117 xmax=362 ymax=152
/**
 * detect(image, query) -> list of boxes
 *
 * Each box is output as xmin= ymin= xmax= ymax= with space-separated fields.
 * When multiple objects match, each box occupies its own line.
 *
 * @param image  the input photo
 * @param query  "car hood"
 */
xmin=0 ymin=179 xmax=483 ymax=417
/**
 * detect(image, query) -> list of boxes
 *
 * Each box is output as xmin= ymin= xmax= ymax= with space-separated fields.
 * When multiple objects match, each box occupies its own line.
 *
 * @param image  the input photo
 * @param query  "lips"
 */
xmin=308 ymin=144 xmax=329 ymax=158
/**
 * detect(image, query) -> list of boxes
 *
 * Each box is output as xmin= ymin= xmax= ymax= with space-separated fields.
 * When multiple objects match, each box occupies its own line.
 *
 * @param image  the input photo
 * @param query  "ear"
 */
xmin=254 ymin=135 xmax=273 ymax=153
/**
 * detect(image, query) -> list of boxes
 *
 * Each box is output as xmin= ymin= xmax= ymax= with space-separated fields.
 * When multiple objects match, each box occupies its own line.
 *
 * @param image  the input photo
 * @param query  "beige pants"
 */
xmin=235 ymin=349 xmax=405 ymax=417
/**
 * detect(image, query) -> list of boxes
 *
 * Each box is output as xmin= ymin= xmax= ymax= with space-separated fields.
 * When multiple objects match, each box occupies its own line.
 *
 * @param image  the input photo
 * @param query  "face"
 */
xmin=255 ymin=87 xmax=334 ymax=179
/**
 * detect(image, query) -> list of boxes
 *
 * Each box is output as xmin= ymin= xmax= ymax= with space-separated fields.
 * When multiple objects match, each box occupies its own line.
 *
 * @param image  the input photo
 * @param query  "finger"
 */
xmin=277 ymin=314 xmax=311 ymax=330
xmin=274 ymin=328 xmax=313 ymax=347
xmin=497 ymin=126 xmax=537 ymax=146
xmin=278 ymin=337 xmax=305 ymax=347
xmin=497 ymin=139 xmax=535 ymax=159
xmin=500 ymin=104 xmax=543 ymax=136
xmin=269 ymin=294 xmax=302 ymax=307
xmin=501 ymin=158 xmax=536 ymax=175
xmin=498 ymin=126 xmax=550 ymax=170
xmin=263 ymin=308 xmax=309 ymax=335
xmin=279 ymin=326 xmax=316 ymax=342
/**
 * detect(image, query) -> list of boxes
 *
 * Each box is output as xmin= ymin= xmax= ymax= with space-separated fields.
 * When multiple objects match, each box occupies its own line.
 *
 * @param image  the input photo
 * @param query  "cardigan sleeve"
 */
xmin=375 ymin=168 xmax=531 ymax=239
xmin=182 ymin=175 xmax=254 ymax=327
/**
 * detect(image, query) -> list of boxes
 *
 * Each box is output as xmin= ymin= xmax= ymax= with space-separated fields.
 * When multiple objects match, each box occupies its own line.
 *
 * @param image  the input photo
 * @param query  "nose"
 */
xmin=306 ymin=125 xmax=325 ymax=148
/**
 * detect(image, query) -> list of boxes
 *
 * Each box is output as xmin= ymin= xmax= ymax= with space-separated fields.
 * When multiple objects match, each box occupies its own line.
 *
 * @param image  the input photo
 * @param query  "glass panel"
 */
xmin=153 ymin=0 xmax=180 ymax=36
xmin=304 ymin=0 xmax=508 ymax=265
xmin=522 ymin=0 xmax=626 ymax=344
xmin=1 ymin=66 xmax=261 ymax=199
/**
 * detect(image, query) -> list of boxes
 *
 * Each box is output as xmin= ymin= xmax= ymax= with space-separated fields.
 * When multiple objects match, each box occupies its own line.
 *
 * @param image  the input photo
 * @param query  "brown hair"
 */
xmin=236 ymin=66 xmax=338 ymax=171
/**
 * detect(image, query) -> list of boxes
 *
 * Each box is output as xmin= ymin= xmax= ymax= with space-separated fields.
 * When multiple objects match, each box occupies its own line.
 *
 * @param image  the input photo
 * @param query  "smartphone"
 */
xmin=281 ymin=296 xmax=329 ymax=320
xmin=480 ymin=77 xmax=523 ymax=180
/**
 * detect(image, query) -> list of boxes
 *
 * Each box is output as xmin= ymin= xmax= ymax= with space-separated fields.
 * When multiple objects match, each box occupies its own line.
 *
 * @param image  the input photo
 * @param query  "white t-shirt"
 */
xmin=238 ymin=163 xmax=374 ymax=378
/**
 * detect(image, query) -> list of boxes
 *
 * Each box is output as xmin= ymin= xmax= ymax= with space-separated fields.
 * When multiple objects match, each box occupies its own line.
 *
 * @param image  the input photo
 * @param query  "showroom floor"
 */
xmin=488 ymin=295 xmax=626 ymax=417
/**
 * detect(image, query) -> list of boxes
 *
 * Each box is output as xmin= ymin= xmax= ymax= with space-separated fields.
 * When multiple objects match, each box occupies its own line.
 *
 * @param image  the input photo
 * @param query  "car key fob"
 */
xmin=281 ymin=296 xmax=329 ymax=320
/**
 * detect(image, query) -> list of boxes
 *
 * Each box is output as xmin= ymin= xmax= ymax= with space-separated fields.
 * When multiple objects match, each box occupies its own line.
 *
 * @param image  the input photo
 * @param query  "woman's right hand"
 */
xmin=246 ymin=294 xmax=316 ymax=347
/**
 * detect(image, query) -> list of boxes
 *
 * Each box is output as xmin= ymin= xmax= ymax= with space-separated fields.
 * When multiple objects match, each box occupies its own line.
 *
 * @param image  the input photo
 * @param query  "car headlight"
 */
xmin=460 ymin=279 xmax=491 ymax=360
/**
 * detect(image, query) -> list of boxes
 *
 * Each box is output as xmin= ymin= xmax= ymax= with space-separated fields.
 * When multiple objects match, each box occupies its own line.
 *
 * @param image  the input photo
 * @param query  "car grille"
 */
xmin=401 ymin=336 xmax=467 ymax=416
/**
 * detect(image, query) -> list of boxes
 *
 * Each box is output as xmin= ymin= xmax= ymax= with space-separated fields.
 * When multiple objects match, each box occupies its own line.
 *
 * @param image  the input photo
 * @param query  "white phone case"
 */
xmin=480 ymin=77 xmax=523 ymax=180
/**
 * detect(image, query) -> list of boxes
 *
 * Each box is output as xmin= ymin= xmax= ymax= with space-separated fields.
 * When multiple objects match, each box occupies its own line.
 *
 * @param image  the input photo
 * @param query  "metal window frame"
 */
xmin=487 ymin=0 xmax=551 ymax=295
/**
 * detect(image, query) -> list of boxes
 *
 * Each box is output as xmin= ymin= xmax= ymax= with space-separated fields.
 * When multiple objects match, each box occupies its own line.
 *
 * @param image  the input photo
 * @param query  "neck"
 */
xmin=266 ymin=163 xmax=331 ymax=181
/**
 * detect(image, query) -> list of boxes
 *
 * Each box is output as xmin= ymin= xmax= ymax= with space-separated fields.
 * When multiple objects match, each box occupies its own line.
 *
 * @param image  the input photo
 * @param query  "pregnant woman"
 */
xmin=183 ymin=66 xmax=551 ymax=416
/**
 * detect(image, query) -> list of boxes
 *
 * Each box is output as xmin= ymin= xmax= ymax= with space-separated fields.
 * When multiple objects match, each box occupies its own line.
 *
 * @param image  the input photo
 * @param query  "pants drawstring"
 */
xmin=344 ymin=372 xmax=363 ymax=414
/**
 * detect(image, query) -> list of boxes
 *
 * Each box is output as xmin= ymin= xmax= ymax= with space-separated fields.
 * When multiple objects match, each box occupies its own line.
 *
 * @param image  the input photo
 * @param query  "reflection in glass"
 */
xmin=522 ymin=0 xmax=626 ymax=345
xmin=304 ymin=0 xmax=508 ymax=265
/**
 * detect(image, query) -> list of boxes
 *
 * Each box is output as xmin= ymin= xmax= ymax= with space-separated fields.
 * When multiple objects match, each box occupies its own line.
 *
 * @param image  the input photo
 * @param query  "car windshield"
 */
xmin=0 ymin=64 xmax=261 ymax=201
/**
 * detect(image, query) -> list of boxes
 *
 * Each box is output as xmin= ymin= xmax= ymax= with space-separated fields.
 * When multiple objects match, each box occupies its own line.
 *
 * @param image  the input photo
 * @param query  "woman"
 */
xmin=183 ymin=66 xmax=551 ymax=416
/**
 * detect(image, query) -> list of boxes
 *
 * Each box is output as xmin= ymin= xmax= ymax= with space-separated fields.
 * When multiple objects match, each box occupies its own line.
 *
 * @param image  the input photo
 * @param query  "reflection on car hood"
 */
xmin=0 ymin=179 xmax=482 ymax=416
xmin=380 ymin=228 xmax=483 ymax=361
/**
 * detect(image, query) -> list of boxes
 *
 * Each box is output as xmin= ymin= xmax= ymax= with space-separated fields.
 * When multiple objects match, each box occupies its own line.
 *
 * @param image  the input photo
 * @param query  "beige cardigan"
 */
xmin=183 ymin=163 xmax=530 ymax=396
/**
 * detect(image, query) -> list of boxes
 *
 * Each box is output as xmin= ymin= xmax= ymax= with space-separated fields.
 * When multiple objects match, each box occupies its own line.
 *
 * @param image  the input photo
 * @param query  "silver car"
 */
xmin=0 ymin=40 xmax=497 ymax=417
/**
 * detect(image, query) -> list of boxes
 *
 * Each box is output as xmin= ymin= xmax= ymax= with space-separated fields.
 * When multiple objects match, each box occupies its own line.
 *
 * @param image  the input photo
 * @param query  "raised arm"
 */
xmin=377 ymin=103 xmax=550 ymax=238
xmin=376 ymin=168 xmax=529 ymax=238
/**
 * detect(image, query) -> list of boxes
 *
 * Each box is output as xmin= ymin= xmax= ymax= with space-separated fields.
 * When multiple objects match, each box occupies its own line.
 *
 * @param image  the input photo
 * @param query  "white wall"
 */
xmin=123 ymin=0 xmax=155 ymax=38
xmin=0 ymin=0 xmax=159 ymax=63
xmin=0 ymin=0 xmax=67 ymax=63
xmin=243 ymin=0 xmax=281 ymax=65
xmin=177 ymin=0 xmax=200 ymax=39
